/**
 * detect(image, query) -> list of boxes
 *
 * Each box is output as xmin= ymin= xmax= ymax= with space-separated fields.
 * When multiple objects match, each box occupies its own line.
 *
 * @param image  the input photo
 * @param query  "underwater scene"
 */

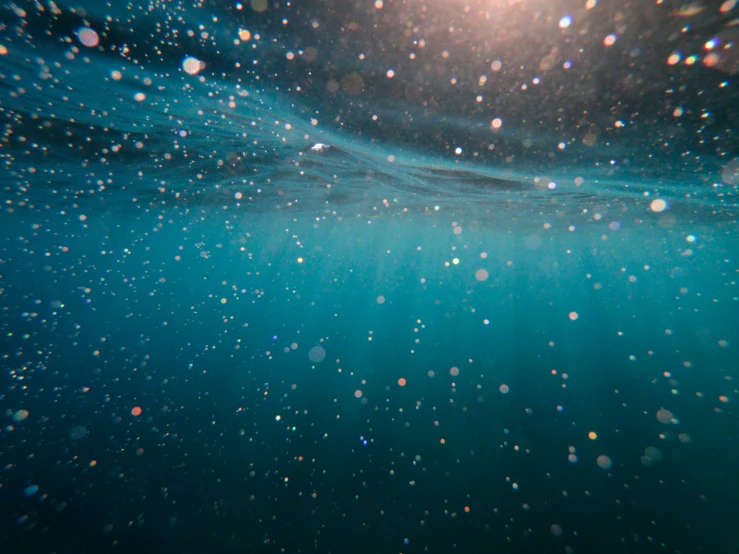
xmin=1 ymin=0 xmax=738 ymax=553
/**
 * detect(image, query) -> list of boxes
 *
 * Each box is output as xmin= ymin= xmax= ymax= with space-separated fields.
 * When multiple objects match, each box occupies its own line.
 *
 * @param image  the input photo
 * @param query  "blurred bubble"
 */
xmin=303 ymin=47 xmax=318 ymax=62
xmin=341 ymin=73 xmax=364 ymax=94
xmin=70 ymin=425 xmax=88 ymax=440
xmin=596 ymin=455 xmax=612 ymax=469
xmin=309 ymin=346 xmax=326 ymax=363
xmin=76 ymin=27 xmax=99 ymax=47
xmin=540 ymin=55 xmax=556 ymax=71
xmin=703 ymin=53 xmax=721 ymax=68
xmin=644 ymin=446 xmax=662 ymax=462
xmin=250 ymin=0 xmax=267 ymax=12
xmin=182 ymin=56 xmax=204 ymax=75
xmin=650 ymin=199 xmax=667 ymax=213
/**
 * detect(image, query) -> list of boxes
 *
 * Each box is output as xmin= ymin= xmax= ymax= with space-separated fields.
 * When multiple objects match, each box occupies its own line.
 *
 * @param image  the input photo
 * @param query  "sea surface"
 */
xmin=1 ymin=0 xmax=738 ymax=553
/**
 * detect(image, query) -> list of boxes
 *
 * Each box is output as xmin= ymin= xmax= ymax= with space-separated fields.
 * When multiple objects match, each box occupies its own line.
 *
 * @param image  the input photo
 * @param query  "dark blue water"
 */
xmin=1 ymin=0 xmax=738 ymax=553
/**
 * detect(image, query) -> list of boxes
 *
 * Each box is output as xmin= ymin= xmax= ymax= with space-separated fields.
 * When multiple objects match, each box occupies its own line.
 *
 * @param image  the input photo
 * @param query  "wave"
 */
xmin=0 ymin=0 xmax=736 ymax=224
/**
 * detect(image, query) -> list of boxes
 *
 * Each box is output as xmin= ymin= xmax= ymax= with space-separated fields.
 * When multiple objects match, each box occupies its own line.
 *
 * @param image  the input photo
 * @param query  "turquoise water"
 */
xmin=1 ymin=1 xmax=738 ymax=553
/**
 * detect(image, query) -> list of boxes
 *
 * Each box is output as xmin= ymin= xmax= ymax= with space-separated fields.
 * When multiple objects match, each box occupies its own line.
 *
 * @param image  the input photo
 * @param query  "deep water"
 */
xmin=1 ymin=1 xmax=738 ymax=553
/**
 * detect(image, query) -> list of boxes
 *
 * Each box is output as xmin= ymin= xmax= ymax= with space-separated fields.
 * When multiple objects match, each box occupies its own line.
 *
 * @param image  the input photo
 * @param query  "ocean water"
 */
xmin=1 ymin=0 xmax=738 ymax=553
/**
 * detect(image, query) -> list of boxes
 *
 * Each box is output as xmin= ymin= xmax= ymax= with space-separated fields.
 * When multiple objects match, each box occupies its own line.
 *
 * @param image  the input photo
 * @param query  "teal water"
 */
xmin=1 ymin=0 xmax=738 ymax=553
